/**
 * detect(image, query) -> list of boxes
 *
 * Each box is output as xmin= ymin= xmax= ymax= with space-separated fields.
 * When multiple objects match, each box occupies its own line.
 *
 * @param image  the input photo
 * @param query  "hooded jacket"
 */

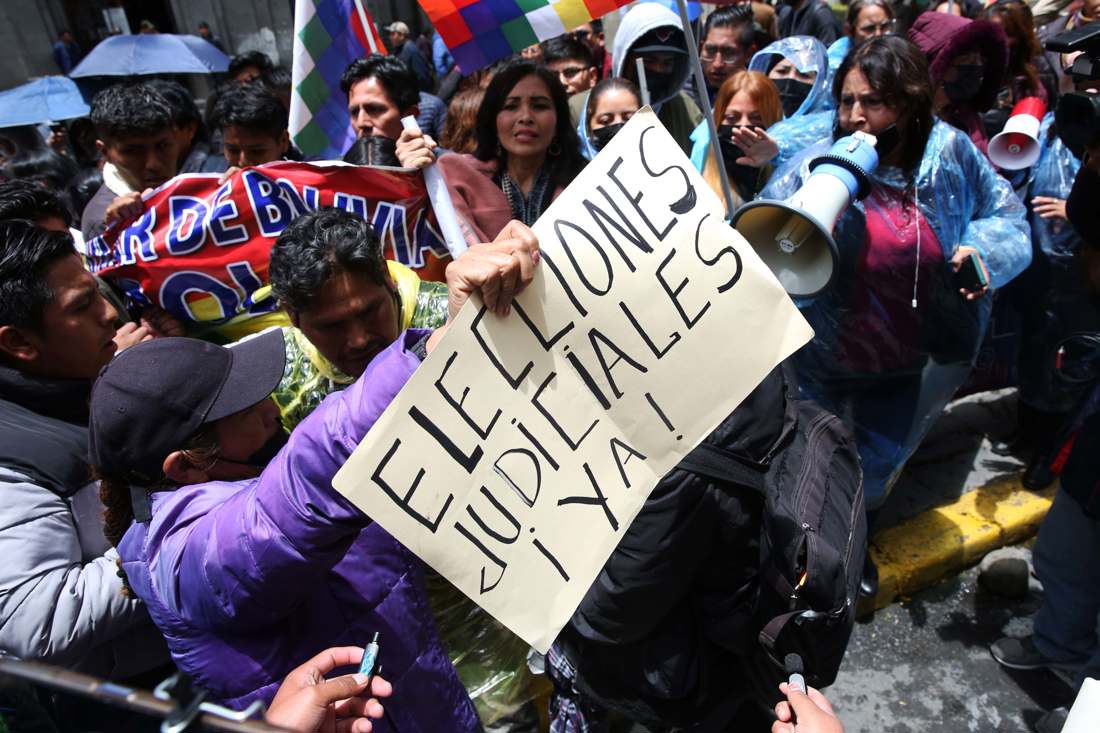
xmin=0 ymin=366 xmax=168 ymax=678
xmin=116 ymin=331 xmax=481 ymax=731
xmin=689 ymin=36 xmax=834 ymax=177
xmin=761 ymin=120 xmax=1030 ymax=505
xmin=612 ymin=3 xmax=703 ymax=154
xmin=907 ymin=12 xmax=1009 ymax=157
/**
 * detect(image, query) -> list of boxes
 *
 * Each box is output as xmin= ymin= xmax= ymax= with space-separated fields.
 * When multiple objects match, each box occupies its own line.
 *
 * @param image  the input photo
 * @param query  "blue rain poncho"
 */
xmin=827 ymin=36 xmax=850 ymax=74
xmin=1030 ymin=114 xmax=1082 ymax=265
xmin=761 ymin=120 xmax=1031 ymax=507
xmin=689 ymin=37 xmax=834 ymax=174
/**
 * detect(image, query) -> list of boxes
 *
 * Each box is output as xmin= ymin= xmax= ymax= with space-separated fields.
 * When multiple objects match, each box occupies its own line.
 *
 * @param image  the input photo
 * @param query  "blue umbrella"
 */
xmin=0 ymin=76 xmax=90 ymax=128
xmin=69 ymin=34 xmax=230 ymax=77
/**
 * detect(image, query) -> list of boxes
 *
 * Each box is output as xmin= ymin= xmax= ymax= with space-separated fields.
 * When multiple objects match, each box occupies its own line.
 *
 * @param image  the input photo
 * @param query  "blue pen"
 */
xmin=359 ymin=632 xmax=380 ymax=676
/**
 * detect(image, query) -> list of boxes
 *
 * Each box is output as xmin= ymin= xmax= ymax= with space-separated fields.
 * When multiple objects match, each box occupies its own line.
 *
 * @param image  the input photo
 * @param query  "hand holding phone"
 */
xmin=952 ymin=247 xmax=989 ymax=300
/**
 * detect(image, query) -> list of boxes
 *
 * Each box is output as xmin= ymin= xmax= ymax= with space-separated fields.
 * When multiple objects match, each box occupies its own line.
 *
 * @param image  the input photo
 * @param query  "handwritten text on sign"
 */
xmin=333 ymin=110 xmax=814 ymax=653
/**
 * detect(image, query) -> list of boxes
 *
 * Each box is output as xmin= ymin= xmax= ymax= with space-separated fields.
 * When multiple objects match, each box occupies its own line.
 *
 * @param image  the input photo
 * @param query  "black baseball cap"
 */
xmin=88 ymin=329 xmax=286 ymax=482
xmin=632 ymin=26 xmax=688 ymax=55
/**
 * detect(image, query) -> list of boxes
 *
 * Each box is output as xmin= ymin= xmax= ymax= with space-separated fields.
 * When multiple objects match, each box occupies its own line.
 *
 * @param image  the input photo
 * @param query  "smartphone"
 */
xmin=955 ymin=252 xmax=988 ymax=291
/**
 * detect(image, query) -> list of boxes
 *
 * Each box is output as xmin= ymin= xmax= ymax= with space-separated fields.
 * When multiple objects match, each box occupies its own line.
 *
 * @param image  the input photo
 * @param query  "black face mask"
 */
xmin=590 ymin=122 xmax=625 ymax=151
xmin=245 ymin=427 xmax=289 ymax=467
xmin=717 ymin=125 xmax=763 ymax=196
xmin=773 ymin=77 xmax=813 ymax=117
xmin=872 ymin=124 xmax=901 ymax=159
xmin=944 ymin=66 xmax=984 ymax=102
xmin=641 ymin=71 xmax=675 ymax=97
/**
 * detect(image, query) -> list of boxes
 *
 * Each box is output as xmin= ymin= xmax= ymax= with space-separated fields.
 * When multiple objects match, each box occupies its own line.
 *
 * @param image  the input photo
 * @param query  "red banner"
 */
xmin=86 ymin=162 xmax=452 ymax=326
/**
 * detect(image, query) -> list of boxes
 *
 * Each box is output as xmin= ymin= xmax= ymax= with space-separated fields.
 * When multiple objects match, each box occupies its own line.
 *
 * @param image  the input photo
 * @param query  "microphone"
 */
xmin=785 ymin=652 xmax=806 ymax=694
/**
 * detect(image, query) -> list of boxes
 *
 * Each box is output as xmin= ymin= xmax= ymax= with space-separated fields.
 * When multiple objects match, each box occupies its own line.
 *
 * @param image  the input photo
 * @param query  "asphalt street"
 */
xmin=827 ymin=561 xmax=1076 ymax=733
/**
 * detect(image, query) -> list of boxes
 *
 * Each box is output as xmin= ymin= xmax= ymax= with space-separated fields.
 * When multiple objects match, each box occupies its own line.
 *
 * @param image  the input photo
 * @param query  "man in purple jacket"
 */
xmin=86 ymin=222 xmax=537 ymax=730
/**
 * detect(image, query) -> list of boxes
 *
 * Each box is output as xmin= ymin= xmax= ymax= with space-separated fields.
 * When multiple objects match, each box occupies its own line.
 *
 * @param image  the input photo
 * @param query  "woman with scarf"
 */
xmin=689 ymin=70 xmax=784 ymax=214
xmin=760 ymin=35 xmax=1030 ymax=596
xmin=462 ymin=60 xmax=586 ymax=227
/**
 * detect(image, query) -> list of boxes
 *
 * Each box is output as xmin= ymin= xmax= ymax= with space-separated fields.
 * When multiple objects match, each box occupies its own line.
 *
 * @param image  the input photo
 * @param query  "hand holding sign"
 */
xmin=333 ymin=109 xmax=814 ymax=653
xmin=428 ymin=222 xmax=540 ymax=354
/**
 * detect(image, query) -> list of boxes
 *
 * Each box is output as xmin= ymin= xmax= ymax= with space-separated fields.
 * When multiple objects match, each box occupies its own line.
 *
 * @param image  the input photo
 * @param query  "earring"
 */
xmin=548 ymin=139 xmax=561 ymax=156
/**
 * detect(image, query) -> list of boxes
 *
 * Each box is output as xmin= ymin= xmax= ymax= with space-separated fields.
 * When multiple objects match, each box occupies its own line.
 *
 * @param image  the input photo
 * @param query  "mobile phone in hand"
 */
xmin=955 ymin=252 xmax=988 ymax=291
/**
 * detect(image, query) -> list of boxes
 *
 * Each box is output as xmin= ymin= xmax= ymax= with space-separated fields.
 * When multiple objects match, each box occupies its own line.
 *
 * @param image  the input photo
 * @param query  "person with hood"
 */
xmin=907 ymin=11 xmax=1010 ymax=159
xmin=580 ymin=77 xmax=643 ymax=159
xmin=701 ymin=36 xmax=834 ymax=175
xmin=612 ymin=2 xmax=704 ymax=155
xmin=760 ymin=35 xmax=1030 ymax=597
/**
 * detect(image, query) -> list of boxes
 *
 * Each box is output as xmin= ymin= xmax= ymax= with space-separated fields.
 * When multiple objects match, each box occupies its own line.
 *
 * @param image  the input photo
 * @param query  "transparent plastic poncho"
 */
xmin=1030 ymin=113 xmax=1082 ymax=265
xmin=690 ymin=37 xmax=835 ymax=179
xmin=760 ymin=120 xmax=1031 ymax=507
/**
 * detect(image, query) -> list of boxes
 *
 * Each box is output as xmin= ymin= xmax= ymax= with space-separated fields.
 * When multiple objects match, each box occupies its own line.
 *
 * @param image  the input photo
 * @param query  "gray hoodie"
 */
xmin=611 ymin=3 xmax=702 ymax=154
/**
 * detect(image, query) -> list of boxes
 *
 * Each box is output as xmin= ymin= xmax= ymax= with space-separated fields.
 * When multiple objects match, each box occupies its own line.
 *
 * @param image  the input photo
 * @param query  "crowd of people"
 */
xmin=2 ymin=0 xmax=1100 ymax=731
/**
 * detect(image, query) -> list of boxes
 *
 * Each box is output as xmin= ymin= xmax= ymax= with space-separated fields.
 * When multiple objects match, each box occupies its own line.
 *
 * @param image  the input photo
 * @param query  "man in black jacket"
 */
xmin=547 ymin=368 xmax=787 ymax=731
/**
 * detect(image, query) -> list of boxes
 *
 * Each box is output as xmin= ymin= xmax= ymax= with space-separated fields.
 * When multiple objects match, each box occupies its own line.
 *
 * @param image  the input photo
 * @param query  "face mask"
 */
xmin=590 ymin=122 xmax=625 ymax=151
xmin=642 ymin=71 xmax=675 ymax=97
xmin=872 ymin=124 xmax=901 ymax=159
xmin=245 ymin=428 xmax=289 ymax=467
xmin=944 ymin=66 xmax=984 ymax=102
xmin=717 ymin=125 xmax=763 ymax=196
xmin=773 ymin=78 xmax=813 ymax=117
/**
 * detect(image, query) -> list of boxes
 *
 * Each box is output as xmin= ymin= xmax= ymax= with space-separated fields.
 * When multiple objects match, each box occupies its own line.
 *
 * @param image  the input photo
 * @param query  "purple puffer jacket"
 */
xmin=118 ymin=330 xmax=480 ymax=732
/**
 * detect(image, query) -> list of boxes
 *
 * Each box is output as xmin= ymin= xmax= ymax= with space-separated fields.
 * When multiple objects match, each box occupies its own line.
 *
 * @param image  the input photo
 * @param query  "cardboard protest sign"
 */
xmin=85 ymin=162 xmax=452 ymax=329
xmin=333 ymin=109 xmax=814 ymax=653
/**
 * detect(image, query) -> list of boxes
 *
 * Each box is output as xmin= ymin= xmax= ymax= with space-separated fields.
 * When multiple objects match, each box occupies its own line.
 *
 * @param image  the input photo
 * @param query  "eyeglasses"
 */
xmin=572 ymin=29 xmax=591 ymax=40
xmin=700 ymin=44 xmax=744 ymax=62
xmin=857 ymin=19 xmax=896 ymax=34
xmin=556 ymin=66 xmax=590 ymax=79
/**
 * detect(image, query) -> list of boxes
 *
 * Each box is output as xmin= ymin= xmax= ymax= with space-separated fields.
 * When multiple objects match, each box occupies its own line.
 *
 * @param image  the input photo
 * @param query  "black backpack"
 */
xmin=678 ymin=387 xmax=866 ymax=699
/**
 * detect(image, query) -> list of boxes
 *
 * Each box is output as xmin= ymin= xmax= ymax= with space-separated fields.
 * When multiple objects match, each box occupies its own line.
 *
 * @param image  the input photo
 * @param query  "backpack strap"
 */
xmin=676 ymin=443 xmax=768 ymax=496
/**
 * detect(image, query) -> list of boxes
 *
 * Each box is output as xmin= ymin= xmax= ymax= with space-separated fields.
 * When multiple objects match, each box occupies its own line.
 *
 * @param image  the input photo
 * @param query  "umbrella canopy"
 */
xmin=69 ymin=34 xmax=230 ymax=77
xmin=0 ymin=76 xmax=90 ymax=128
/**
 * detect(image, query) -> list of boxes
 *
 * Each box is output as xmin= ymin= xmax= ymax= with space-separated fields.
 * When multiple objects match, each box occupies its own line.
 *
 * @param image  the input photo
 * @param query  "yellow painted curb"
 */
xmin=859 ymin=477 xmax=1056 ymax=615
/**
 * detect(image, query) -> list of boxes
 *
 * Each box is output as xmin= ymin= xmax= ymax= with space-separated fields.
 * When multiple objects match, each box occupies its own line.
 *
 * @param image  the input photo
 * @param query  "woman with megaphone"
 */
xmin=758 ymin=35 xmax=1031 ymax=598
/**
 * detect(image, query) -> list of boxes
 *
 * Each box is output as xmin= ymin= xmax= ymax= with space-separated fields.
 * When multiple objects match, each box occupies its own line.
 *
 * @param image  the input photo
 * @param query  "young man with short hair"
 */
xmin=340 ymin=54 xmax=447 ymax=143
xmin=0 ymin=219 xmax=168 ymax=679
xmin=692 ymin=5 xmax=761 ymax=107
xmin=81 ymin=83 xmax=180 ymax=240
xmin=543 ymin=35 xmax=598 ymax=96
xmin=267 ymin=207 xmax=451 ymax=430
xmin=215 ymin=82 xmax=291 ymax=168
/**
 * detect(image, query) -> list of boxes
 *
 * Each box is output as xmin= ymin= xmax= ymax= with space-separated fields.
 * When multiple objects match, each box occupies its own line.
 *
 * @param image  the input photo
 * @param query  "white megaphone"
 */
xmin=989 ymin=97 xmax=1047 ymax=170
xmin=730 ymin=131 xmax=880 ymax=298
